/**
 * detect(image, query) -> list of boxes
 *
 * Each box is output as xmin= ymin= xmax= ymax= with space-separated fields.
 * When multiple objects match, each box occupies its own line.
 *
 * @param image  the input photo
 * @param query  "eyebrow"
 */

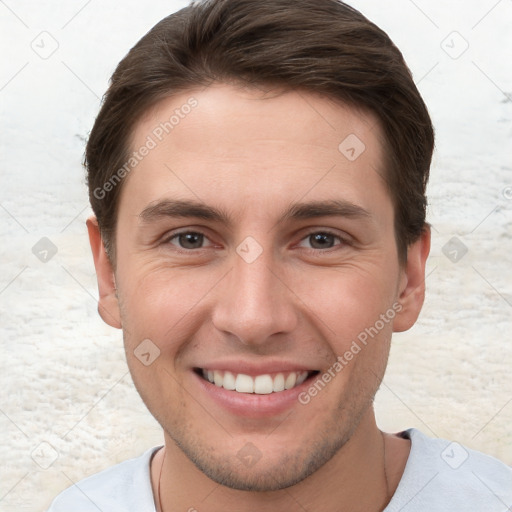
xmin=138 ymin=198 xmax=371 ymax=227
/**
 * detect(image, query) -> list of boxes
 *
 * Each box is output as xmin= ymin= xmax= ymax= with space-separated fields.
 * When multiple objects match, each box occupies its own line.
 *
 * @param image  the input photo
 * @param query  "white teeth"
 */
xmin=235 ymin=373 xmax=254 ymax=393
xmin=254 ymin=375 xmax=273 ymax=394
xmin=284 ymin=372 xmax=297 ymax=390
xmin=273 ymin=373 xmax=285 ymax=392
xmin=202 ymin=370 xmax=311 ymax=394
xmin=223 ymin=371 xmax=236 ymax=390
xmin=296 ymin=371 xmax=308 ymax=385
xmin=213 ymin=370 xmax=223 ymax=387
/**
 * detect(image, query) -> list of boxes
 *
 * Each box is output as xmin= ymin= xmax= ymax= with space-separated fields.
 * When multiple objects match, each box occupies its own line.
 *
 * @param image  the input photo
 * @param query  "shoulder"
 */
xmin=387 ymin=428 xmax=512 ymax=512
xmin=45 ymin=446 xmax=162 ymax=512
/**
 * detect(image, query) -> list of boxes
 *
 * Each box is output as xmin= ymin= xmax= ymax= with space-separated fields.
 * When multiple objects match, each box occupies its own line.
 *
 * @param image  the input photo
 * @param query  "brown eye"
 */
xmin=169 ymin=232 xmax=206 ymax=249
xmin=309 ymin=233 xmax=336 ymax=249
xmin=297 ymin=231 xmax=343 ymax=250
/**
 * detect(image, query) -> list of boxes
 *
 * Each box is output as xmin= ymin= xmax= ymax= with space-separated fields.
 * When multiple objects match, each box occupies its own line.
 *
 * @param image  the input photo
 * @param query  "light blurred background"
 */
xmin=1 ymin=1 xmax=511 ymax=510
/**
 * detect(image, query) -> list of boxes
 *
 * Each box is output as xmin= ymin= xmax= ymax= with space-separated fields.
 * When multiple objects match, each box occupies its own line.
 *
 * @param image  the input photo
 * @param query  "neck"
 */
xmin=152 ymin=411 xmax=410 ymax=512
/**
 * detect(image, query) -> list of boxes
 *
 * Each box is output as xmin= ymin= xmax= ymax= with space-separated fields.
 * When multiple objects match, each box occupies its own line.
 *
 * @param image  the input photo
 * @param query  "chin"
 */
xmin=166 ymin=422 xmax=352 ymax=492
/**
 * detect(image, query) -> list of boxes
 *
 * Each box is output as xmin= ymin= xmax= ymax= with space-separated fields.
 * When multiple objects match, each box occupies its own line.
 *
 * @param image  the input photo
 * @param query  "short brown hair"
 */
xmin=85 ymin=0 xmax=434 ymax=266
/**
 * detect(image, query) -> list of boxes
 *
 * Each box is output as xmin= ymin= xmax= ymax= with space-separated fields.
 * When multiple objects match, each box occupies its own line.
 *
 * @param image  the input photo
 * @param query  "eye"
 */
xmin=166 ymin=231 xmax=213 ymax=250
xmin=164 ymin=229 xmax=346 ymax=252
xmin=297 ymin=231 xmax=345 ymax=250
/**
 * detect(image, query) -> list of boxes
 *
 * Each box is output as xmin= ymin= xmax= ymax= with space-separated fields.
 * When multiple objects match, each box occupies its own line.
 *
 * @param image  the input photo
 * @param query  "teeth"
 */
xmin=214 ymin=370 xmax=223 ymax=387
xmin=296 ymin=371 xmax=308 ymax=385
xmin=273 ymin=373 xmax=285 ymax=392
xmin=284 ymin=372 xmax=297 ymax=390
xmin=235 ymin=373 xmax=254 ymax=393
xmin=223 ymin=371 xmax=236 ymax=390
xmin=254 ymin=375 xmax=273 ymax=394
xmin=202 ymin=370 xmax=311 ymax=394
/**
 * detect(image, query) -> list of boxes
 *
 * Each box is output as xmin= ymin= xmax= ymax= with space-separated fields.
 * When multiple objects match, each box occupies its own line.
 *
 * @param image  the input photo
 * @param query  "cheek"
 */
xmin=117 ymin=263 xmax=221 ymax=347
xmin=298 ymin=265 xmax=399 ymax=347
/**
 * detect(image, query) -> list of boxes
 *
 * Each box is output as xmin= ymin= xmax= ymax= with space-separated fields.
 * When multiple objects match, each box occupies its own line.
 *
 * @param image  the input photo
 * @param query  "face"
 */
xmin=89 ymin=83 xmax=429 ymax=491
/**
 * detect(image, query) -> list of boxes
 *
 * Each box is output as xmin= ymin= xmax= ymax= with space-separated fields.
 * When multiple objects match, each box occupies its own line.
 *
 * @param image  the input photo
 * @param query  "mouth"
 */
xmin=194 ymin=368 xmax=320 ymax=395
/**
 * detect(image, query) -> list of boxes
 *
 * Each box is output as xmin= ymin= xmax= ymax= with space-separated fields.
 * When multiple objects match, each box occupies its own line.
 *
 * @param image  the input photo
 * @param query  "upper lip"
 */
xmin=194 ymin=360 xmax=319 ymax=376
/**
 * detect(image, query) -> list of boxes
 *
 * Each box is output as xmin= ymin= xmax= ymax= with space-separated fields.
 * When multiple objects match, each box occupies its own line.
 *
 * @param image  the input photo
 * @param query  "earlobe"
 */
xmin=393 ymin=226 xmax=431 ymax=333
xmin=86 ymin=215 xmax=122 ymax=329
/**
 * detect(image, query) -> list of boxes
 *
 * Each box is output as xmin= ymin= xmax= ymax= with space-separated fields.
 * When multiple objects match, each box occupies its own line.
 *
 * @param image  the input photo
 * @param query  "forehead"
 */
xmin=121 ymin=83 xmax=390 ymax=222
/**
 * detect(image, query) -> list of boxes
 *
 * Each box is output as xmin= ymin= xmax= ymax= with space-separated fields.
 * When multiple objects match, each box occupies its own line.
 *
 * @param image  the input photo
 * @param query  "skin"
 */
xmin=87 ymin=83 xmax=430 ymax=511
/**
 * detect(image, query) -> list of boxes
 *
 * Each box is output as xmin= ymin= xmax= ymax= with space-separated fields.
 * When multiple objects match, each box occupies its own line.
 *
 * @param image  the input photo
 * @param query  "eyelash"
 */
xmin=163 ymin=229 xmax=349 ymax=253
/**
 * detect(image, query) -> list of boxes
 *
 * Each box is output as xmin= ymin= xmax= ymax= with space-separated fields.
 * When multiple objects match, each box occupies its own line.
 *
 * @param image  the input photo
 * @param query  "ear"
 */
xmin=86 ymin=215 xmax=122 ymax=329
xmin=393 ymin=226 xmax=431 ymax=332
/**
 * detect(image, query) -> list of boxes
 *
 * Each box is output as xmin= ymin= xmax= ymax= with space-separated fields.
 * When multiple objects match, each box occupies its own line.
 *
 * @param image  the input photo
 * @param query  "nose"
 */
xmin=211 ymin=244 xmax=299 ymax=347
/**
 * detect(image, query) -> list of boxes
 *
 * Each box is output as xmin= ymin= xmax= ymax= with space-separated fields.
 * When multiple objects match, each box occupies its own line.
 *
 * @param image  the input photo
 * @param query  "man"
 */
xmin=47 ymin=0 xmax=512 ymax=510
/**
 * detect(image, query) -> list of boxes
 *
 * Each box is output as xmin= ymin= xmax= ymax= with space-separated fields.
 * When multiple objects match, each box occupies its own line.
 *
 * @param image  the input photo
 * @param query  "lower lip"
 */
xmin=192 ymin=371 xmax=315 ymax=418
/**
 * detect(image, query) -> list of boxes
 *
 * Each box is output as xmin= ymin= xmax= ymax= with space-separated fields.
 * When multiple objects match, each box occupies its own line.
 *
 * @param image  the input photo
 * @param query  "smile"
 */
xmin=198 ymin=369 xmax=319 ymax=394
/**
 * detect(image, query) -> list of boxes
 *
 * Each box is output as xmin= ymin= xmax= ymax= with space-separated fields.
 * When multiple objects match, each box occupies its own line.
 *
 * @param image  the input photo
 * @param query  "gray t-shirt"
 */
xmin=46 ymin=428 xmax=512 ymax=511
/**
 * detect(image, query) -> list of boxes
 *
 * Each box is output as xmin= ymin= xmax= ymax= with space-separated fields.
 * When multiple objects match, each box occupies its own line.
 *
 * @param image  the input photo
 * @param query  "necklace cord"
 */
xmin=382 ymin=430 xmax=392 ymax=509
xmin=157 ymin=447 xmax=166 ymax=512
